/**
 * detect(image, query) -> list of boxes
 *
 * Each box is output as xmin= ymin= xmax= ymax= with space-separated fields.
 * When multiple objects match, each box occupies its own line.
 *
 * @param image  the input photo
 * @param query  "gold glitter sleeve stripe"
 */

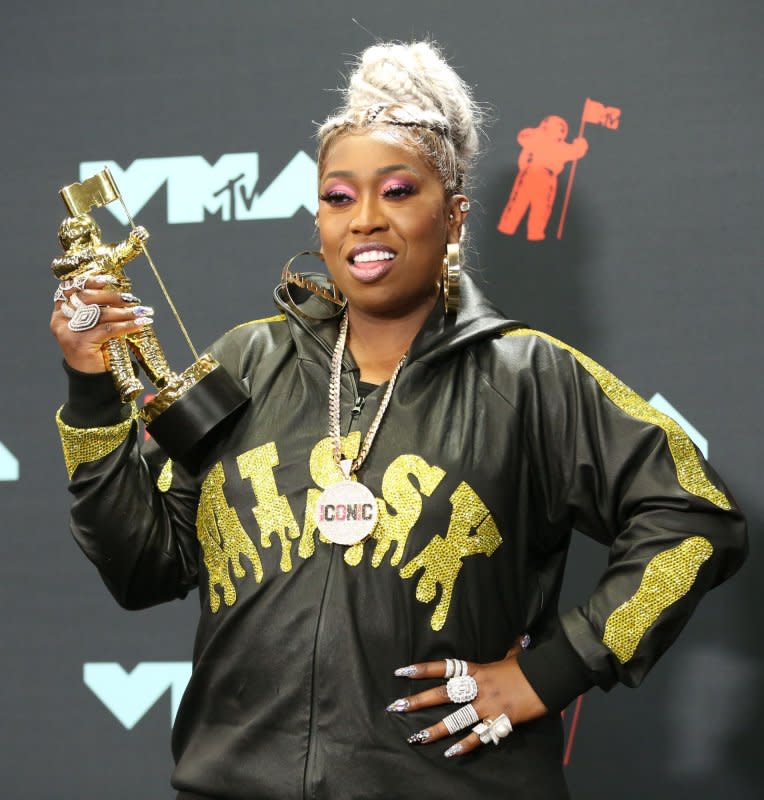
xmin=55 ymin=404 xmax=137 ymax=480
xmin=603 ymin=536 xmax=713 ymax=663
xmin=502 ymin=329 xmax=731 ymax=511
xmin=225 ymin=314 xmax=286 ymax=335
xmin=156 ymin=459 xmax=173 ymax=492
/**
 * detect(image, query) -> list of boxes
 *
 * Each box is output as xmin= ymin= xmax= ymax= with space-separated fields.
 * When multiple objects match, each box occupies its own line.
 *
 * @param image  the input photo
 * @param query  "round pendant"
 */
xmin=315 ymin=479 xmax=378 ymax=545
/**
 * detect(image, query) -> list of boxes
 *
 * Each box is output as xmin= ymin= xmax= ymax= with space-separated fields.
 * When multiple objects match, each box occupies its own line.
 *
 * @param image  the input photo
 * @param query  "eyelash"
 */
xmin=319 ymin=184 xmax=416 ymax=205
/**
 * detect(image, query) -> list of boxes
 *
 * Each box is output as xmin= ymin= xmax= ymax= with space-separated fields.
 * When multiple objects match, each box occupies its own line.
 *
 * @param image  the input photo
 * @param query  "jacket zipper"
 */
xmin=302 ymin=544 xmax=339 ymax=800
xmin=347 ymin=392 xmax=365 ymax=435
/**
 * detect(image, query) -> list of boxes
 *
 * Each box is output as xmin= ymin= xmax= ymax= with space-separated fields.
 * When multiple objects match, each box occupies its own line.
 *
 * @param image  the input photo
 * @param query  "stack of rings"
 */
xmin=441 ymin=656 xmax=480 ymax=735
xmin=54 ymin=276 xmax=103 ymax=332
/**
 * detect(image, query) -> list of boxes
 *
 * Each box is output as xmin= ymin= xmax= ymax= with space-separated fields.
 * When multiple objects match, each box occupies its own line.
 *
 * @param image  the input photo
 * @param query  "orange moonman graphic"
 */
xmin=497 ymin=115 xmax=588 ymax=241
xmin=497 ymin=98 xmax=621 ymax=241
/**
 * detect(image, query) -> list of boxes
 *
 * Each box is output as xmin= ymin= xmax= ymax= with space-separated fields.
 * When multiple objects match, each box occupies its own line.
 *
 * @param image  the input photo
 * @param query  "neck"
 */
xmin=346 ymin=297 xmax=437 ymax=384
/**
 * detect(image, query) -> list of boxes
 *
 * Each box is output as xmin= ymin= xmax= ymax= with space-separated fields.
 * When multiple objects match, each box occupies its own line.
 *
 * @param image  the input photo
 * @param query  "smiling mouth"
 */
xmin=348 ymin=249 xmax=397 ymax=265
xmin=347 ymin=249 xmax=397 ymax=283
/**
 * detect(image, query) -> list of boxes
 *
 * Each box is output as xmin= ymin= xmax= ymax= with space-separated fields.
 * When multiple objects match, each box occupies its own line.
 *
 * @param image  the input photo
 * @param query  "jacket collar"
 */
xmin=273 ymin=271 xmax=524 ymax=369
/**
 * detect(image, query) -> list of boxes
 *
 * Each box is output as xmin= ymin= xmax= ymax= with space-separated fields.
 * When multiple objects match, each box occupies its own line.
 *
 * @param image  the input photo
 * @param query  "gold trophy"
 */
xmin=53 ymin=167 xmax=249 ymax=465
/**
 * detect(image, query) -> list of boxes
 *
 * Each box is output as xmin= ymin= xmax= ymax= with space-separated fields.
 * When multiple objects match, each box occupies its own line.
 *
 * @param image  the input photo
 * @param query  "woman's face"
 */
xmin=317 ymin=132 xmax=465 ymax=318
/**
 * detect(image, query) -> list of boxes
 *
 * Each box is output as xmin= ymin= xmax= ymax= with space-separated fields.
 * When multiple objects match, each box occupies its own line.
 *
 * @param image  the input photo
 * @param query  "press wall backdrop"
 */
xmin=1 ymin=1 xmax=761 ymax=797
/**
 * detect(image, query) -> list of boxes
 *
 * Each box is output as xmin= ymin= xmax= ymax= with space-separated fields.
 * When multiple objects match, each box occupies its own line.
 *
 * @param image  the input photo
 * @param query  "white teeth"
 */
xmin=353 ymin=250 xmax=395 ymax=264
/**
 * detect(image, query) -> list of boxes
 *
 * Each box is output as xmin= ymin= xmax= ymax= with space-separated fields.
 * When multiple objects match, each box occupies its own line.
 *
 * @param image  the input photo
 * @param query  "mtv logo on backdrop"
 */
xmin=79 ymin=152 xmax=318 ymax=225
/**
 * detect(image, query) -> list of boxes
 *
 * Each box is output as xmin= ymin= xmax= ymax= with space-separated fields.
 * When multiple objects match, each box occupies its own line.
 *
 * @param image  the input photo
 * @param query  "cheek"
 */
xmin=397 ymin=202 xmax=445 ymax=247
xmin=405 ymin=216 xmax=446 ymax=256
xmin=317 ymin=217 xmax=343 ymax=254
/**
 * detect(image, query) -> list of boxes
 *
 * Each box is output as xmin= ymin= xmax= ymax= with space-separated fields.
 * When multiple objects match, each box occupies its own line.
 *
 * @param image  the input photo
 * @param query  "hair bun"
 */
xmin=343 ymin=41 xmax=481 ymax=167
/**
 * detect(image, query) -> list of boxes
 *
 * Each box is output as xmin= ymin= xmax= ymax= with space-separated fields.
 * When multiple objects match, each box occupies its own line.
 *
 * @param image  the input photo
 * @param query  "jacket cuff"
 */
xmin=516 ymin=623 xmax=595 ymax=713
xmin=60 ymin=360 xmax=130 ymax=427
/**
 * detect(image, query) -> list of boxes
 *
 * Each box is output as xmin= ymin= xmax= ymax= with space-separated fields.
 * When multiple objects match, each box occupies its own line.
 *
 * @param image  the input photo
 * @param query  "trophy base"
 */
xmin=140 ymin=354 xmax=249 ymax=466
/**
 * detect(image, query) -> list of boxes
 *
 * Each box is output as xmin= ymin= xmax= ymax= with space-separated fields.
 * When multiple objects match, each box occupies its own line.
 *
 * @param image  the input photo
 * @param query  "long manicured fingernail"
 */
xmin=94 ymin=274 xmax=118 ymax=285
xmin=407 ymin=730 xmax=430 ymax=744
xmin=394 ymin=665 xmax=418 ymax=677
xmin=444 ymin=743 xmax=463 ymax=758
xmin=135 ymin=316 xmax=154 ymax=326
xmin=132 ymin=306 xmax=154 ymax=317
xmin=386 ymin=698 xmax=409 ymax=713
xmin=121 ymin=293 xmax=141 ymax=304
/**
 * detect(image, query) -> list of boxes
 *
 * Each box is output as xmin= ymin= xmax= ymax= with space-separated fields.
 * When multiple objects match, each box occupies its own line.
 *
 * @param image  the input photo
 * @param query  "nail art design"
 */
xmin=94 ymin=274 xmax=118 ymax=285
xmin=132 ymin=306 xmax=155 ymax=317
xmin=135 ymin=316 xmax=154 ymax=326
xmin=407 ymin=730 xmax=430 ymax=745
xmin=121 ymin=293 xmax=141 ymax=304
xmin=444 ymin=743 xmax=464 ymax=758
xmin=394 ymin=665 xmax=418 ymax=678
xmin=386 ymin=698 xmax=409 ymax=713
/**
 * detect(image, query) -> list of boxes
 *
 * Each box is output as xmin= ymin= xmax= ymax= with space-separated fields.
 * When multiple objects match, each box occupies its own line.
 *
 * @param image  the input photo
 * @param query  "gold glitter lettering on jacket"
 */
xmin=194 ymin=438 xmax=499 ymax=629
xmin=400 ymin=481 xmax=502 ymax=631
xmin=197 ymin=461 xmax=263 ymax=612
xmin=55 ymin=404 xmax=137 ymax=479
xmin=299 ymin=433 xmax=361 ymax=559
xmin=237 ymin=442 xmax=301 ymax=573
xmin=370 ymin=455 xmax=446 ymax=568
xmin=603 ymin=536 xmax=713 ymax=663
xmin=503 ymin=329 xmax=731 ymax=511
xmin=343 ymin=454 xmax=446 ymax=568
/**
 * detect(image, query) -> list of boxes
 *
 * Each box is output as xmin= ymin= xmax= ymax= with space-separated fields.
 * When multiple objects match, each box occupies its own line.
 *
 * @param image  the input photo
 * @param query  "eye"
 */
xmin=383 ymin=183 xmax=415 ymax=199
xmin=320 ymin=190 xmax=354 ymax=206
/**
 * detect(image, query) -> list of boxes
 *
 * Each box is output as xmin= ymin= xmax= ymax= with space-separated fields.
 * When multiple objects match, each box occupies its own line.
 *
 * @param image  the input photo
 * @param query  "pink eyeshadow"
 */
xmin=323 ymin=182 xmax=356 ymax=197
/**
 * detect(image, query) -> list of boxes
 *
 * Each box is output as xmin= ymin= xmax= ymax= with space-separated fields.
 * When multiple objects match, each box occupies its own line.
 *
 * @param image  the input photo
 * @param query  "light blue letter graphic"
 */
xmin=0 ymin=441 xmax=19 ymax=481
xmin=83 ymin=662 xmax=192 ymax=729
xmin=649 ymin=393 xmax=708 ymax=458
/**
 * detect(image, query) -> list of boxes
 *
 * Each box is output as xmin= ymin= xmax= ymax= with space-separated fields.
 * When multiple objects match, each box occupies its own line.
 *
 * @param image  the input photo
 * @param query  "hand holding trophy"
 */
xmin=52 ymin=167 xmax=249 ymax=466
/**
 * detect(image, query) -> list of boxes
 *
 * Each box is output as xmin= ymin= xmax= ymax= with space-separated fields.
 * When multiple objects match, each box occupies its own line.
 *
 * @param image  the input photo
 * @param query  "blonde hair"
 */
xmin=317 ymin=41 xmax=483 ymax=195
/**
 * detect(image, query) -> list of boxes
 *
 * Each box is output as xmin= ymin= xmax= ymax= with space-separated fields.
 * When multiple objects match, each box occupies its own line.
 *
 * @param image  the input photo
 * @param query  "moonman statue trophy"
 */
xmin=53 ymin=167 xmax=249 ymax=466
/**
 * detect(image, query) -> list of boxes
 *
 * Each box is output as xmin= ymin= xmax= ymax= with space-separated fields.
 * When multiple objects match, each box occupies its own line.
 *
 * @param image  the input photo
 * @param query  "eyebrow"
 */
xmin=323 ymin=163 xmax=421 ymax=180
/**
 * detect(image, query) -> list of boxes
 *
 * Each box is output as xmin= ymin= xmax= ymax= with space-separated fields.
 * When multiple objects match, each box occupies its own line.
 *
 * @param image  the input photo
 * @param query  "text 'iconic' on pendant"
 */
xmin=315 ymin=479 xmax=378 ymax=545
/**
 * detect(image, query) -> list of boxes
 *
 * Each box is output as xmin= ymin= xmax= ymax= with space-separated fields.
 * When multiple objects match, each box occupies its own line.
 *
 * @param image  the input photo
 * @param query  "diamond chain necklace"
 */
xmin=329 ymin=310 xmax=407 ymax=476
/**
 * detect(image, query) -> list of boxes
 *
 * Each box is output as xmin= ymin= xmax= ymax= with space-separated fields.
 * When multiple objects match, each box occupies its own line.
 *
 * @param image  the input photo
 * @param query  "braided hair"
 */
xmin=317 ymin=41 xmax=483 ymax=196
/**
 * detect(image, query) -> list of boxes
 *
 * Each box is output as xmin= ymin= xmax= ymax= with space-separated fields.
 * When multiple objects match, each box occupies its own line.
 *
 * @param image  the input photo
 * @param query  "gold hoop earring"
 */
xmin=278 ymin=250 xmax=347 ymax=321
xmin=442 ymin=242 xmax=461 ymax=315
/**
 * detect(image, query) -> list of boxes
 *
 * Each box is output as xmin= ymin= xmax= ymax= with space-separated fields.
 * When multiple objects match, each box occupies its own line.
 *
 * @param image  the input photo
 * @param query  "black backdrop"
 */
xmin=1 ymin=1 xmax=761 ymax=797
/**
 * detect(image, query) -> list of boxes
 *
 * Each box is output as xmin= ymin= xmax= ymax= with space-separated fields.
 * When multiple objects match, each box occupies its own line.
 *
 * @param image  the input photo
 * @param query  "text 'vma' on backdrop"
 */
xmin=79 ymin=152 xmax=318 ymax=225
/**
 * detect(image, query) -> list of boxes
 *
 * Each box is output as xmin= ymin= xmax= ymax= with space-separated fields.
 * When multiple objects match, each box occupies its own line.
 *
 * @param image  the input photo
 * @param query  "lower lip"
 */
xmin=348 ymin=257 xmax=395 ymax=283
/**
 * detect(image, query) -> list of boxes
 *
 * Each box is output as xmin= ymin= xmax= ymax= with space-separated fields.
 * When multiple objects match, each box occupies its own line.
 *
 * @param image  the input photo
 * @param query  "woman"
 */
xmin=51 ymin=42 xmax=746 ymax=799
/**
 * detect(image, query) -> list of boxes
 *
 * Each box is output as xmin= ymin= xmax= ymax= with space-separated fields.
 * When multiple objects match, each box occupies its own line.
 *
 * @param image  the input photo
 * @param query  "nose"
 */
xmin=350 ymin=192 xmax=387 ymax=235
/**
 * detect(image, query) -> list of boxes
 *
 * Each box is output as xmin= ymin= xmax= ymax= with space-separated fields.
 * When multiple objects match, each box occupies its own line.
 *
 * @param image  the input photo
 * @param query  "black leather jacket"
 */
xmin=57 ymin=274 xmax=747 ymax=799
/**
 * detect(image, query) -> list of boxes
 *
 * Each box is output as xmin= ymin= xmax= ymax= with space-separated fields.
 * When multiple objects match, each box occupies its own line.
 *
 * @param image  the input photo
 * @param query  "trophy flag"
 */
xmin=556 ymin=97 xmax=622 ymax=239
xmin=60 ymin=169 xmax=120 ymax=216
